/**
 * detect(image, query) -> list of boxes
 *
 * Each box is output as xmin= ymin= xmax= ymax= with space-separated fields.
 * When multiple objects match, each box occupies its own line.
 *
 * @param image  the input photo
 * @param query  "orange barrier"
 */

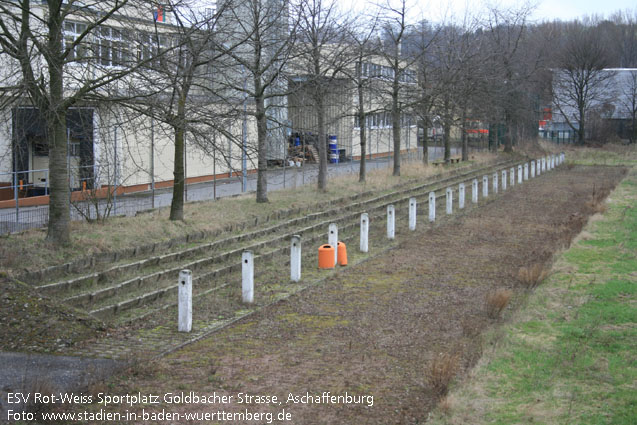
xmin=337 ymin=241 xmax=348 ymax=266
xmin=318 ymin=244 xmax=335 ymax=269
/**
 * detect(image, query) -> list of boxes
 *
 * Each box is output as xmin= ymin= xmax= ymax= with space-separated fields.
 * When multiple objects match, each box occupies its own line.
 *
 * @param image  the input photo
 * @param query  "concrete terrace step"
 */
xmin=49 ymin=160 xmax=515 ymax=305
xmin=37 ymin=159 xmax=513 ymax=297
xmin=76 ymin=160 xmax=523 ymax=322
xmin=34 ymin=159 xmax=530 ymax=323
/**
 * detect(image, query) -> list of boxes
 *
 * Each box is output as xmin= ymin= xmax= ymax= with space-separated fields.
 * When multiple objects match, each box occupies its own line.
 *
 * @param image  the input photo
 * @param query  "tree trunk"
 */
xmin=169 ymin=125 xmax=185 ymax=220
xmin=359 ymin=109 xmax=367 ymax=183
xmin=443 ymin=120 xmax=451 ymax=163
xmin=578 ymin=106 xmax=586 ymax=145
xmin=421 ymin=123 xmax=429 ymax=165
xmin=392 ymin=84 xmax=401 ymax=176
xmin=357 ymin=67 xmax=367 ymax=182
xmin=461 ymin=109 xmax=468 ymax=161
xmin=46 ymin=112 xmax=70 ymax=244
xmin=169 ymin=94 xmax=187 ymax=220
xmin=45 ymin=3 xmax=70 ymax=245
xmin=255 ymin=89 xmax=269 ymax=203
xmin=317 ymin=94 xmax=328 ymax=191
xmin=503 ymin=115 xmax=513 ymax=152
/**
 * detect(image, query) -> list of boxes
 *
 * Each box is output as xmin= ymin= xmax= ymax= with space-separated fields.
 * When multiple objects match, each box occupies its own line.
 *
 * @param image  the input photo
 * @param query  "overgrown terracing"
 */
xmin=3 ymin=154 xmax=547 ymax=357
xmin=77 ymin=163 xmax=628 ymax=424
xmin=2 ymin=156 xmax=495 ymax=277
xmin=23 ymin=158 xmax=519 ymax=323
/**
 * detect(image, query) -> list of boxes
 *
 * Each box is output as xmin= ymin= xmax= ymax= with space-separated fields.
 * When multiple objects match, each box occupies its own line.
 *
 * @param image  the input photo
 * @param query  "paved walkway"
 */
xmin=0 ymin=352 xmax=121 ymax=419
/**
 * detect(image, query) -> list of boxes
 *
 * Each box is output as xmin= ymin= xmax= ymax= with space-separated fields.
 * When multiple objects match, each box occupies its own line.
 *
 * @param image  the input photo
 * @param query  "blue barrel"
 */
xmin=329 ymin=135 xmax=339 ymax=164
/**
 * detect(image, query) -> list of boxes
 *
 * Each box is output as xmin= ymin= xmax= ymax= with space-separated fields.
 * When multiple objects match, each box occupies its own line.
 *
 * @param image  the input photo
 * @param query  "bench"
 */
xmin=432 ymin=157 xmax=461 ymax=166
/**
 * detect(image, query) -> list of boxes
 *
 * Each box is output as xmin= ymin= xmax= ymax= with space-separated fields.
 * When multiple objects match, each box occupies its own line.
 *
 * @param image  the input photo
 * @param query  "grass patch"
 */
xmin=427 ymin=166 xmax=637 ymax=425
xmin=561 ymin=142 xmax=637 ymax=167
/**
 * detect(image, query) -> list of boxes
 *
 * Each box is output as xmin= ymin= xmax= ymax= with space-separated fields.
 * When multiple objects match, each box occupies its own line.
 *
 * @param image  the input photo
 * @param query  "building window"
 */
xmin=63 ymin=21 xmax=89 ymax=62
xmin=138 ymin=33 xmax=170 ymax=68
xmin=98 ymin=27 xmax=130 ymax=67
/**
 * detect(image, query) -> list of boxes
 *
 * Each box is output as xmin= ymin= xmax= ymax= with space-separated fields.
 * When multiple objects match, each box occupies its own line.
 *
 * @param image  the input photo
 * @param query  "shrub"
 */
xmin=485 ymin=289 xmax=512 ymax=319
xmin=426 ymin=352 xmax=460 ymax=398
xmin=518 ymin=264 xmax=548 ymax=289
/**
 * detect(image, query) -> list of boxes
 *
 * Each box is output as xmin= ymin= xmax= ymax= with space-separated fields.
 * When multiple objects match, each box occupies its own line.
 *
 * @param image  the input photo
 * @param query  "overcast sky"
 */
xmin=340 ymin=0 xmax=636 ymax=23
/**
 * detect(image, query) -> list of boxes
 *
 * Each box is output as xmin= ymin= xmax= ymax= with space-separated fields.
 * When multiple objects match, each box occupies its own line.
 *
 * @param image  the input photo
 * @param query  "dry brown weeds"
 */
xmin=426 ymin=352 xmax=460 ymax=398
xmin=518 ymin=264 xmax=549 ymax=289
xmin=485 ymin=289 xmax=512 ymax=319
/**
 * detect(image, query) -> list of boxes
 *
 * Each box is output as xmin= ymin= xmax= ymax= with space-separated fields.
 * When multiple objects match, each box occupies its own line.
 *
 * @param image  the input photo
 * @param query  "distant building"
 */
xmin=542 ymin=68 xmax=637 ymax=143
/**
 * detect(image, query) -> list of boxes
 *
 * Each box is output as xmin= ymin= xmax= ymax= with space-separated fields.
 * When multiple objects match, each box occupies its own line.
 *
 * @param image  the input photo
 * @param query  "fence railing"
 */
xmin=0 ymin=146 xmax=469 ymax=236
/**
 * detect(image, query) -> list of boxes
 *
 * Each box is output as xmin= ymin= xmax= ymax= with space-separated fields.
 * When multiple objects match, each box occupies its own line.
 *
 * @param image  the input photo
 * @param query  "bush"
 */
xmin=426 ymin=352 xmax=460 ymax=398
xmin=485 ymin=289 xmax=512 ymax=319
xmin=518 ymin=264 xmax=548 ymax=289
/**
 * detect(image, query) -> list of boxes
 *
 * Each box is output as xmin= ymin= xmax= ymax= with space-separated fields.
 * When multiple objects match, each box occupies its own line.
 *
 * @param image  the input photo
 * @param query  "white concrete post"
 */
xmin=546 ymin=156 xmax=550 ymax=171
xmin=242 ymin=251 xmax=254 ymax=304
xmin=328 ymin=223 xmax=338 ymax=264
xmin=459 ymin=183 xmax=465 ymax=209
xmin=518 ymin=165 xmax=523 ymax=184
xmin=290 ymin=235 xmax=301 ymax=282
xmin=446 ymin=187 xmax=453 ymax=215
xmin=540 ymin=157 xmax=544 ymax=172
xmin=360 ymin=213 xmax=369 ymax=252
xmin=387 ymin=204 xmax=395 ymax=239
xmin=409 ymin=198 xmax=417 ymax=231
xmin=472 ymin=179 xmax=478 ymax=204
xmin=429 ymin=191 xmax=436 ymax=222
xmin=493 ymin=172 xmax=498 ymax=194
xmin=502 ymin=170 xmax=507 ymax=191
xmin=552 ymin=155 xmax=556 ymax=168
xmin=561 ymin=152 xmax=565 ymax=163
xmin=178 ymin=269 xmax=192 ymax=332
xmin=483 ymin=175 xmax=488 ymax=198
xmin=531 ymin=160 xmax=536 ymax=178
xmin=510 ymin=167 xmax=515 ymax=186
xmin=537 ymin=158 xmax=542 ymax=175
xmin=524 ymin=163 xmax=529 ymax=180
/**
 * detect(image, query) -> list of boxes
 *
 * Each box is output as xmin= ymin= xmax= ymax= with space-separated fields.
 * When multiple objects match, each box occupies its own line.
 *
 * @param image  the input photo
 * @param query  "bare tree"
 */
xmin=428 ymin=23 xmax=471 ymax=163
xmin=0 ymin=0 xmax=168 ymax=244
xmin=343 ymin=16 xmax=379 ymax=182
xmin=552 ymin=24 xmax=615 ymax=145
xmin=291 ymin=0 xmax=351 ymax=191
xmin=216 ymin=0 xmax=295 ymax=203
xmin=376 ymin=0 xmax=414 ymax=176
xmin=483 ymin=4 xmax=534 ymax=152
xmin=403 ymin=20 xmax=437 ymax=165
xmin=117 ymin=3 xmax=239 ymax=221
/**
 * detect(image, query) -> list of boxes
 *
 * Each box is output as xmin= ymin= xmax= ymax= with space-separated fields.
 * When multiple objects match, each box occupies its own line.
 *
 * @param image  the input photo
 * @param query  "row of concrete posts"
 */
xmin=177 ymin=153 xmax=565 ymax=332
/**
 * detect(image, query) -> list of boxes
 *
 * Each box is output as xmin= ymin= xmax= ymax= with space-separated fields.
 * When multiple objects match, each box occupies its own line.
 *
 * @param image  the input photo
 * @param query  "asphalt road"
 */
xmin=0 ymin=352 xmax=121 ymax=420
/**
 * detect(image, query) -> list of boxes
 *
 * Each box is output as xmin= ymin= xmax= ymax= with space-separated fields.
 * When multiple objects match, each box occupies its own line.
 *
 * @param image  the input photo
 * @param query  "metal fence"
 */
xmin=0 ymin=146 xmax=465 ymax=235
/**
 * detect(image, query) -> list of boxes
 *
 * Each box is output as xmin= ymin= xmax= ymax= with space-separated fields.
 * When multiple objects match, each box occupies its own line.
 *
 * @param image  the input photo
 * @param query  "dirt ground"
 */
xmin=101 ymin=165 xmax=628 ymax=424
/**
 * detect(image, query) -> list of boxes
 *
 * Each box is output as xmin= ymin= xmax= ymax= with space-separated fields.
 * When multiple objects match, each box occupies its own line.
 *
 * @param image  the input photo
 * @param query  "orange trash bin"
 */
xmin=318 ymin=244 xmax=335 ymax=269
xmin=337 ymin=241 xmax=348 ymax=266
